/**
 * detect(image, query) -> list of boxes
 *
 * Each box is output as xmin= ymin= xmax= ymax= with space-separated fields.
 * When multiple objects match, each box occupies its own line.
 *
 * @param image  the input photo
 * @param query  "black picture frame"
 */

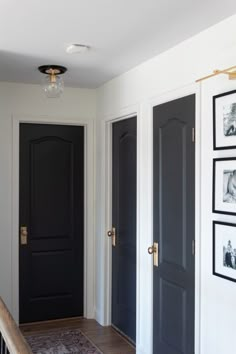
xmin=213 ymin=157 xmax=236 ymax=215
xmin=213 ymin=89 xmax=236 ymax=150
xmin=213 ymin=220 xmax=236 ymax=283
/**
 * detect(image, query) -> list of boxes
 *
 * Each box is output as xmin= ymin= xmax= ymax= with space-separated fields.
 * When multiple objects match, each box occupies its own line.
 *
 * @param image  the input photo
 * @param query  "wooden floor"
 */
xmin=20 ymin=317 xmax=135 ymax=354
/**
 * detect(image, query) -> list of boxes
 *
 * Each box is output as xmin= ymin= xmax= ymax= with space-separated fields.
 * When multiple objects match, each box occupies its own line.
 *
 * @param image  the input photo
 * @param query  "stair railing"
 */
xmin=0 ymin=297 xmax=31 ymax=354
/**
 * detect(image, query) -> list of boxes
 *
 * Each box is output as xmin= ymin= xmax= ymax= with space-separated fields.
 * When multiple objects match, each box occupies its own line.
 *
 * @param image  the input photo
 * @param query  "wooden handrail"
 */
xmin=0 ymin=297 xmax=32 ymax=353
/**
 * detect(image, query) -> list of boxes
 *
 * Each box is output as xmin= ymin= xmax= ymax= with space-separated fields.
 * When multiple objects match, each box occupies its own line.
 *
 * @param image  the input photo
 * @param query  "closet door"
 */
xmin=152 ymin=95 xmax=195 ymax=354
xmin=111 ymin=117 xmax=137 ymax=343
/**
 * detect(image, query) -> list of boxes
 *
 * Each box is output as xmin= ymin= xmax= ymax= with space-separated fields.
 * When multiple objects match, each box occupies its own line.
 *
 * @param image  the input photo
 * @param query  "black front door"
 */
xmin=19 ymin=123 xmax=84 ymax=323
xmin=153 ymin=95 xmax=195 ymax=354
xmin=111 ymin=117 xmax=137 ymax=343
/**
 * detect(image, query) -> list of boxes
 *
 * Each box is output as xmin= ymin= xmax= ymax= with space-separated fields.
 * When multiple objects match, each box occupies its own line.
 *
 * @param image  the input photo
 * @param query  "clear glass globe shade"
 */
xmin=42 ymin=75 xmax=64 ymax=98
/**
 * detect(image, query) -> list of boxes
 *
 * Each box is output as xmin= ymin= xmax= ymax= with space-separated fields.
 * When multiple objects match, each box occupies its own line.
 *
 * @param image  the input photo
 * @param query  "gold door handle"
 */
xmin=148 ymin=242 xmax=158 ymax=267
xmin=107 ymin=227 xmax=116 ymax=247
xmin=20 ymin=226 xmax=28 ymax=245
xmin=148 ymin=245 xmax=155 ymax=254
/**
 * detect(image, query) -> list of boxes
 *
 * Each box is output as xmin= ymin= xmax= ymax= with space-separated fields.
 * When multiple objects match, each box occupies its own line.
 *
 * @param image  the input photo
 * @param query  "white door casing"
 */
xmin=12 ymin=115 xmax=95 ymax=324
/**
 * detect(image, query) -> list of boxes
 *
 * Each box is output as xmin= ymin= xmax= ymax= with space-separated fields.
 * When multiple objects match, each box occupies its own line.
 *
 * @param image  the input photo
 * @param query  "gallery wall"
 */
xmin=200 ymin=76 xmax=236 ymax=354
xmin=96 ymin=13 xmax=236 ymax=354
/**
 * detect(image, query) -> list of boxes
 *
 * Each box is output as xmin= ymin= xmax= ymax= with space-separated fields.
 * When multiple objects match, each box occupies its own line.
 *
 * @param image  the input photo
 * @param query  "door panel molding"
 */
xmin=12 ymin=115 xmax=95 ymax=324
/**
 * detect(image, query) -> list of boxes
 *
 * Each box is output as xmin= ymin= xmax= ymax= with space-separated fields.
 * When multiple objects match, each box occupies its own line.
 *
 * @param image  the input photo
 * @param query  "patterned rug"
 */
xmin=25 ymin=328 xmax=102 ymax=354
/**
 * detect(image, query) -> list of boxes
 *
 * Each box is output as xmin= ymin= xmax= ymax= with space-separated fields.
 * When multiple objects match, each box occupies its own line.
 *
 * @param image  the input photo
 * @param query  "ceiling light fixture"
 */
xmin=38 ymin=65 xmax=67 ymax=98
xmin=66 ymin=44 xmax=90 ymax=54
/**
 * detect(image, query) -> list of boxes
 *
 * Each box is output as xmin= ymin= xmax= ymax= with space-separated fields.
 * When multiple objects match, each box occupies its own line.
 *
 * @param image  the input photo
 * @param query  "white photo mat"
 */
xmin=213 ymin=90 xmax=236 ymax=150
xmin=213 ymin=158 xmax=236 ymax=215
xmin=213 ymin=221 xmax=236 ymax=282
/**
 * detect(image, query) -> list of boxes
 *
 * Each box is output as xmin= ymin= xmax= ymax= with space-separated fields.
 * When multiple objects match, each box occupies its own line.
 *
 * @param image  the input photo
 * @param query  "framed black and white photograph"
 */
xmin=213 ymin=90 xmax=236 ymax=150
xmin=213 ymin=157 xmax=236 ymax=215
xmin=213 ymin=221 xmax=236 ymax=282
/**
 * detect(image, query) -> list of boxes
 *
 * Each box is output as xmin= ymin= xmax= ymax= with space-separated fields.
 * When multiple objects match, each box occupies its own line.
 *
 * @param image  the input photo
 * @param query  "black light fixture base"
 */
xmin=38 ymin=65 xmax=67 ymax=75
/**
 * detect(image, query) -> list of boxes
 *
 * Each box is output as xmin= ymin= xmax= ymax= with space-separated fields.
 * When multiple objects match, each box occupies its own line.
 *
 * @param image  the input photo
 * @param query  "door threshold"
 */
xmin=111 ymin=324 xmax=136 ymax=348
xmin=20 ymin=316 xmax=84 ymax=327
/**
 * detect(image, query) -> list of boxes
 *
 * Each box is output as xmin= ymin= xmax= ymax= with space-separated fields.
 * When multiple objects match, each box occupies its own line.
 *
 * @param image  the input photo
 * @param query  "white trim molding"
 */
xmin=11 ymin=115 xmax=95 ymax=324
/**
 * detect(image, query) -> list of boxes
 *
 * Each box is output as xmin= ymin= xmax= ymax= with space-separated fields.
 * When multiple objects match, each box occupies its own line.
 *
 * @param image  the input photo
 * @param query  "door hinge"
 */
xmin=192 ymin=128 xmax=195 ymax=143
xmin=192 ymin=240 xmax=195 ymax=256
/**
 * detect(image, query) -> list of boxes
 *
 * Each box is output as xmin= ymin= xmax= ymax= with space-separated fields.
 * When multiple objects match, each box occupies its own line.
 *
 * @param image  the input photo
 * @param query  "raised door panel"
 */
xmin=159 ymin=118 xmax=187 ymax=270
xmin=30 ymin=137 xmax=73 ymax=239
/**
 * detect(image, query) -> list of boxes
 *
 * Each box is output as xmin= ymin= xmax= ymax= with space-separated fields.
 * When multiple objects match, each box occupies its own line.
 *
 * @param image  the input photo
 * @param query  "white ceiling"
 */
xmin=0 ymin=0 xmax=236 ymax=88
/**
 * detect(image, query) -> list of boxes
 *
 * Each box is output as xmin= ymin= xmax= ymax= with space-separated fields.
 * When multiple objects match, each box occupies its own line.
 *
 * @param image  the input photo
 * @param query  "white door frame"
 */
xmin=12 ymin=115 xmax=95 ymax=324
xmin=103 ymin=83 xmax=201 ymax=354
xmin=102 ymin=103 xmax=156 ymax=354
xmin=147 ymin=83 xmax=201 ymax=354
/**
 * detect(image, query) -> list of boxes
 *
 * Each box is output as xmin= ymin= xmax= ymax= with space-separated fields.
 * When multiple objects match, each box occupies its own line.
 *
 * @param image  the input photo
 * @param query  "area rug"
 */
xmin=25 ymin=328 xmax=102 ymax=354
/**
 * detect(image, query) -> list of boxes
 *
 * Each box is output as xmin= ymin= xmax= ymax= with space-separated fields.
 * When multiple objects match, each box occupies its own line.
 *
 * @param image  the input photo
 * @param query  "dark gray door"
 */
xmin=153 ymin=95 xmax=195 ymax=354
xmin=111 ymin=117 xmax=137 ymax=343
xmin=20 ymin=123 xmax=84 ymax=323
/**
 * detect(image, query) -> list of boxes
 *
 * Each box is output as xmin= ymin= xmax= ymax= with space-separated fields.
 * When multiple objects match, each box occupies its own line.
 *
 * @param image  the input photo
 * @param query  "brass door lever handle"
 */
xmin=20 ymin=226 xmax=28 ymax=245
xmin=148 ymin=245 xmax=156 ymax=254
xmin=107 ymin=227 xmax=116 ymax=247
xmin=148 ymin=242 xmax=159 ymax=267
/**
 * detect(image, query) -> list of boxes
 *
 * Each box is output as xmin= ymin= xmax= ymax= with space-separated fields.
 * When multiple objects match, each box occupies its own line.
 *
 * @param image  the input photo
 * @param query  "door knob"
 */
xmin=107 ymin=227 xmax=116 ymax=247
xmin=148 ymin=242 xmax=158 ymax=267
xmin=148 ymin=245 xmax=156 ymax=254
xmin=20 ymin=226 xmax=28 ymax=245
xmin=107 ymin=230 xmax=113 ymax=237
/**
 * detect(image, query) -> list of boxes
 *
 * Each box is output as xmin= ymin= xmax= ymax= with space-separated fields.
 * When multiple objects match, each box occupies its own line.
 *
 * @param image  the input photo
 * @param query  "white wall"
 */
xmin=0 ymin=82 xmax=96 ymax=314
xmin=96 ymin=13 xmax=236 ymax=354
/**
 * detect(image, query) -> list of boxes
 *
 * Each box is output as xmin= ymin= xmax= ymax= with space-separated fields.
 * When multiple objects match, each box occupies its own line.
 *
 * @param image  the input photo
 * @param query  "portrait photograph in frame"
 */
xmin=213 ymin=157 xmax=236 ymax=215
xmin=213 ymin=221 xmax=236 ymax=283
xmin=213 ymin=89 xmax=236 ymax=150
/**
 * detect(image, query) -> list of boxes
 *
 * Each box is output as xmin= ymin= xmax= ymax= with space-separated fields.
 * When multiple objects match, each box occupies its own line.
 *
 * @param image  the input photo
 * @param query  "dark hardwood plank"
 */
xmin=20 ymin=318 xmax=135 ymax=354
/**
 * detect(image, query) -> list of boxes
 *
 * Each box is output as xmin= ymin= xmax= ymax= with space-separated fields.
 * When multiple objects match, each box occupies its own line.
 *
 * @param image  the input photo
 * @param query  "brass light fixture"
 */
xmin=196 ymin=65 xmax=236 ymax=83
xmin=38 ymin=65 xmax=67 ymax=98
